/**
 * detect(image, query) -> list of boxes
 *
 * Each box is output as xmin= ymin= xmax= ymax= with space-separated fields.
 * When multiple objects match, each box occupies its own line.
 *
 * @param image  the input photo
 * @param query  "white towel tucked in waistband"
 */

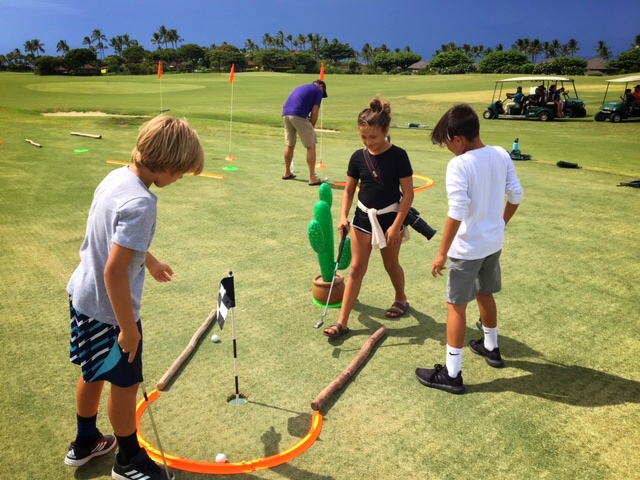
xmin=357 ymin=200 xmax=410 ymax=249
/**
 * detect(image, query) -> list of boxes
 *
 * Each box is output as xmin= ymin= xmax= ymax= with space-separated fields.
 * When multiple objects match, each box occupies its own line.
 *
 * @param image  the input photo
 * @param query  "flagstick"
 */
xmin=229 ymin=307 xmax=246 ymax=405
xmin=318 ymin=108 xmax=324 ymax=168
xmin=226 ymin=81 xmax=235 ymax=160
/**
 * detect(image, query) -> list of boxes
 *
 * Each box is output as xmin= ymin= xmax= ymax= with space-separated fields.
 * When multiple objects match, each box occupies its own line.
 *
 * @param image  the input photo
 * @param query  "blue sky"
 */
xmin=0 ymin=0 xmax=636 ymax=60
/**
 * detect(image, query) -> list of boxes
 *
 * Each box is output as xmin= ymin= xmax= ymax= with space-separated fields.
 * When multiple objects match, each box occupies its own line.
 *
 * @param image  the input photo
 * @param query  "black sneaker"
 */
xmin=112 ymin=448 xmax=174 ymax=480
xmin=415 ymin=364 xmax=465 ymax=394
xmin=65 ymin=431 xmax=116 ymax=467
xmin=469 ymin=338 xmax=505 ymax=368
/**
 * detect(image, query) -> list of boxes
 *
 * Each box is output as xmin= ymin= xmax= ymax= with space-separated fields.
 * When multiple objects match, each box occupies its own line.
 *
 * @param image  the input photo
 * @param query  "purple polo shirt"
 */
xmin=282 ymin=84 xmax=323 ymax=118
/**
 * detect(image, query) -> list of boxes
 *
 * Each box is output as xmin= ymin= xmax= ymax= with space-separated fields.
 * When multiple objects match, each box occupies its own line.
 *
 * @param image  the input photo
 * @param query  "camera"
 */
xmin=403 ymin=207 xmax=437 ymax=240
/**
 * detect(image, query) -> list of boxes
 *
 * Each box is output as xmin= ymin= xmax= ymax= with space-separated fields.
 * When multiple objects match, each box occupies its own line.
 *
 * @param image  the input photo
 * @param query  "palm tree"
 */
xmin=512 ymin=38 xmax=530 ymax=56
xmin=24 ymin=39 xmax=45 ymax=57
xmin=528 ymin=38 xmax=543 ymax=63
xmin=91 ymin=29 xmax=108 ymax=60
xmin=286 ymin=34 xmax=294 ymax=51
xmin=594 ymin=40 xmax=612 ymax=59
xmin=275 ymin=31 xmax=285 ymax=50
xmin=361 ymin=43 xmax=373 ymax=64
xmin=297 ymin=33 xmax=307 ymax=51
xmin=157 ymin=25 xmax=169 ymax=48
xmin=82 ymin=36 xmax=96 ymax=54
xmin=307 ymin=33 xmax=322 ymax=61
xmin=109 ymin=36 xmax=124 ymax=56
xmin=495 ymin=44 xmax=504 ymax=51
xmin=166 ymin=29 xmax=182 ymax=49
xmin=565 ymin=38 xmax=579 ymax=57
xmin=546 ymin=39 xmax=562 ymax=59
xmin=56 ymin=40 xmax=69 ymax=55
xmin=262 ymin=33 xmax=273 ymax=48
xmin=631 ymin=34 xmax=640 ymax=49
xmin=462 ymin=44 xmax=472 ymax=57
xmin=151 ymin=32 xmax=163 ymax=50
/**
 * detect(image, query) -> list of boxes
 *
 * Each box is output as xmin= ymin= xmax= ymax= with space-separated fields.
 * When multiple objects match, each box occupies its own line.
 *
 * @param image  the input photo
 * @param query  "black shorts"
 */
xmin=352 ymin=208 xmax=405 ymax=235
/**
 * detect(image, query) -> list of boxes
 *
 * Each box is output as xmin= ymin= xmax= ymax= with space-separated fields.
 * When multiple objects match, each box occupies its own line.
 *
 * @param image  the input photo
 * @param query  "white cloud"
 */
xmin=0 ymin=0 xmax=79 ymax=15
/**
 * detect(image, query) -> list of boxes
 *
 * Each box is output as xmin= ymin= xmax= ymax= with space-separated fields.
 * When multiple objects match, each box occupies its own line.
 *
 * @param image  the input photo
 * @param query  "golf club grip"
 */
xmin=336 ymin=229 xmax=348 ymax=263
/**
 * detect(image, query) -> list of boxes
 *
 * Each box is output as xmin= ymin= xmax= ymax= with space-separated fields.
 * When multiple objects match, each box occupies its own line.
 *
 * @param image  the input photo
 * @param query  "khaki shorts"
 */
xmin=283 ymin=115 xmax=317 ymax=148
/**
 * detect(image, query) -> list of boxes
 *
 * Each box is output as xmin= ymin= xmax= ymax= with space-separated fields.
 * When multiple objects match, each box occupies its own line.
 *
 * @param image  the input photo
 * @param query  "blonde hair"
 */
xmin=131 ymin=115 xmax=205 ymax=175
xmin=358 ymin=97 xmax=392 ymax=131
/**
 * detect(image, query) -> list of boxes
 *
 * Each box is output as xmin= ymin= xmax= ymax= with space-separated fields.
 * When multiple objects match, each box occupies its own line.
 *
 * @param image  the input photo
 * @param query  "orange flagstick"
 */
xmin=158 ymin=60 xmax=165 ymax=114
xmin=225 ymin=63 xmax=236 ymax=161
xmin=317 ymin=62 xmax=326 ymax=169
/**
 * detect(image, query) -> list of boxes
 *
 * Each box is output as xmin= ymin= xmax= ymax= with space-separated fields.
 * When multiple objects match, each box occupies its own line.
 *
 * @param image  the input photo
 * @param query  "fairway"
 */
xmin=27 ymin=81 xmax=206 ymax=94
xmin=0 ymin=71 xmax=638 ymax=480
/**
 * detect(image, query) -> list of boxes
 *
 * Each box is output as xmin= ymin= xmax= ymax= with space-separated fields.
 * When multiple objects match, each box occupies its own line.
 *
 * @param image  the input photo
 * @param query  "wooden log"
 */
xmin=311 ymin=326 xmax=387 ymax=411
xmin=25 ymin=139 xmax=42 ymax=148
xmin=70 ymin=132 xmax=102 ymax=139
xmin=156 ymin=307 xmax=217 ymax=390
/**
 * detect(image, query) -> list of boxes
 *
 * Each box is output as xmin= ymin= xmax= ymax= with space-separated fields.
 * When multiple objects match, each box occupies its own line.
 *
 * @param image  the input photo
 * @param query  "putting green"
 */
xmin=27 ymin=82 xmax=205 ymax=95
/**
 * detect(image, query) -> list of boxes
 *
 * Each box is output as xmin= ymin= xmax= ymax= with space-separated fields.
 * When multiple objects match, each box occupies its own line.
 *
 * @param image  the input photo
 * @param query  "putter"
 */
xmin=133 ymin=354 xmax=173 ymax=480
xmin=314 ymin=228 xmax=348 ymax=329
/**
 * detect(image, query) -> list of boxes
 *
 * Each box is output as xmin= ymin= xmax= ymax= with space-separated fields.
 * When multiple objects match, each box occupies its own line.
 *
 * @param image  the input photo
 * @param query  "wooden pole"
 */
xmin=156 ymin=307 xmax=216 ymax=390
xmin=25 ymin=139 xmax=42 ymax=148
xmin=70 ymin=132 xmax=102 ymax=139
xmin=311 ymin=326 xmax=387 ymax=411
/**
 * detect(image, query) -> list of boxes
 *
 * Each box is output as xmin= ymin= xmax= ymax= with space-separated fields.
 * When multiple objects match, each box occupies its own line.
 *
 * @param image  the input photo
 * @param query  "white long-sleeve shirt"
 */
xmin=446 ymin=145 xmax=524 ymax=260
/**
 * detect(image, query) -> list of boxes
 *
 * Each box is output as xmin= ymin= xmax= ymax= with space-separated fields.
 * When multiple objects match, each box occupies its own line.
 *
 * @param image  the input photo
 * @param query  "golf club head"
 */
xmin=313 ymin=319 xmax=324 ymax=329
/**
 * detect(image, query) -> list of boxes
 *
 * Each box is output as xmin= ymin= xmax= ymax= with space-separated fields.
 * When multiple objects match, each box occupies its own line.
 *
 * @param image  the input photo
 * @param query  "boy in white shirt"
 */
xmin=415 ymin=104 xmax=524 ymax=394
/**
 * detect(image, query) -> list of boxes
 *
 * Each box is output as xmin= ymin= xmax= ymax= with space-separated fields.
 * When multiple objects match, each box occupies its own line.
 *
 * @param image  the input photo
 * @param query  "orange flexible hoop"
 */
xmin=334 ymin=174 xmax=434 ymax=192
xmin=106 ymin=160 xmax=224 ymax=179
xmin=135 ymin=390 xmax=323 ymax=474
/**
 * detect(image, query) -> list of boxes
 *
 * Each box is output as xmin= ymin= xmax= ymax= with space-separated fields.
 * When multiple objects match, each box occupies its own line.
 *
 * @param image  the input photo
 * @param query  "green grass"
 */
xmin=0 ymin=71 xmax=639 ymax=480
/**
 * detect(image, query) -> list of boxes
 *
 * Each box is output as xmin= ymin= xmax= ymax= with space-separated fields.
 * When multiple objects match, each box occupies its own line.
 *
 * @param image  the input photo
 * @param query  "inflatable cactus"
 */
xmin=308 ymin=183 xmax=351 ymax=282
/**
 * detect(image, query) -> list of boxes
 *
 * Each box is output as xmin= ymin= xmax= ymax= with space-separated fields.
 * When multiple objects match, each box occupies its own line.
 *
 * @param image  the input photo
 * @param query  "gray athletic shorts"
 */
xmin=446 ymin=250 xmax=502 ymax=305
xmin=283 ymin=115 xmax=317 ymax=148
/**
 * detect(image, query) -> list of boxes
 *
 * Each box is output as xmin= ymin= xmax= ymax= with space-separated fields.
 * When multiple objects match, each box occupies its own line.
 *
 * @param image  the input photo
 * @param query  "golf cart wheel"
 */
xmin=539 ymin=111 xmax=551 ymax=122
xmin=577 ymin=108 xmax=587 ymax=118
xmin=564 ymin=108 xmax=574 ymax=118
xmin=594 ymin=112 xmax=606 ymax=122
xmin=610 ymin=113 xmax=622 ymax=123
xmin=483 ymin=110 xmax=495 ymax=120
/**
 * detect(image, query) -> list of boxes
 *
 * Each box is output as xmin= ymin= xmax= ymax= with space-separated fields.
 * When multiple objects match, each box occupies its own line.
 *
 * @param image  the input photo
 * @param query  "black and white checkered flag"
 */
xmin=217 ymin=272 xmax=235 ymax=330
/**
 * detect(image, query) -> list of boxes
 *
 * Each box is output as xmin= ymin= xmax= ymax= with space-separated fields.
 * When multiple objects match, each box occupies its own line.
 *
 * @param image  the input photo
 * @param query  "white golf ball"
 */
xmin=215 ymin=453 xmax=227 ymax=463
xmin=211 ymin=334 xmax=220 ymax=343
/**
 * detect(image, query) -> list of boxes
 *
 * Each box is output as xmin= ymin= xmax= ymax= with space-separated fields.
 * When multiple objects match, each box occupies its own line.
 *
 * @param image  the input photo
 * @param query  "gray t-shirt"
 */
xmin=67 ymin=166 xmax=157 ymax=325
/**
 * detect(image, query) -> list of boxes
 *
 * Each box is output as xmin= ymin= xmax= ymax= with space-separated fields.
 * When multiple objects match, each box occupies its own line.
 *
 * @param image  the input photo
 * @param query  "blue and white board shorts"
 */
xmin=69 ymin=297 xmax=143 ymax=387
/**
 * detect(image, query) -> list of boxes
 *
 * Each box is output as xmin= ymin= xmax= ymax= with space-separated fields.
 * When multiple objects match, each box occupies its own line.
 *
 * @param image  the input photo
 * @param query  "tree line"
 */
xmin=3 ymin=27 xmax=640 ymax=76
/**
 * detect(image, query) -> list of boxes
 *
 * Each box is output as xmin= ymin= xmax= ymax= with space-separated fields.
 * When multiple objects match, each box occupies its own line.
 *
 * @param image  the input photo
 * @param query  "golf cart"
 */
xmin=483 ymin=76 xmax=587 ymax=121
xmin=594 ymin=74 xmax=640 ymax=123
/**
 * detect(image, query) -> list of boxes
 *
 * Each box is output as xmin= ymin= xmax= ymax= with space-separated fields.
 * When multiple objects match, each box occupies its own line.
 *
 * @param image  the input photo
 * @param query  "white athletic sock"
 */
xmin=446 ymin=345 xmax=463 ymax=377
xmin=483 ymin=326 xmax=499 ymax=351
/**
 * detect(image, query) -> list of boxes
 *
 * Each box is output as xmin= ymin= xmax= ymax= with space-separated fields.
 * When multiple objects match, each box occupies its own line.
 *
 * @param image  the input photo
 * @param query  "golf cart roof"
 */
xmin=499 ymin=76 xmax=575 ymax=82
xmin=606 ymin=74 xmax=640 ymax=83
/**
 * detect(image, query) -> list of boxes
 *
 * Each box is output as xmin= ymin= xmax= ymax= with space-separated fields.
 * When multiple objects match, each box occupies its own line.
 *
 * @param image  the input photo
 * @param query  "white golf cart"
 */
xmin=483 ymin=76 xmax=587 ymax=121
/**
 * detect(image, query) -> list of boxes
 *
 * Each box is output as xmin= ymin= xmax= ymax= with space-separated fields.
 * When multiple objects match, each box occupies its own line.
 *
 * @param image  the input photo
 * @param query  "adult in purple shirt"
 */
xmin=281 ymin=80 xmax=327 ymax=185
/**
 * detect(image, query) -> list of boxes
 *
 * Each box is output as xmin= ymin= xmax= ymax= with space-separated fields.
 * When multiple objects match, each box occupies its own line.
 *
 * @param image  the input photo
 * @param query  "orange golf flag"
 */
xmin=319 ymin=62 xmax=325 ymax=80
xmin=157 ymin=60 xmax=162 ymax=79
xmin=229 ymin=63 xmax=235 ymax=83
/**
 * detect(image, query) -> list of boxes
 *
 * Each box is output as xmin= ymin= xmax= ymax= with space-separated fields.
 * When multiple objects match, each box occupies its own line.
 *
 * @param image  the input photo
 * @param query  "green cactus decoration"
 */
xmin=308 ymin=183 xmax=351 ymax=282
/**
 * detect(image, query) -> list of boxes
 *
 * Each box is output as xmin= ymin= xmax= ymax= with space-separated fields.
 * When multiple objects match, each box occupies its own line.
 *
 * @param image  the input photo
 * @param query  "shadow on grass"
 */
xmin=262 ymin=426 xmax=335 ymax=480
xmin=342 ymin=301 xmax=542 ymax=359
xmin=471 ymin=359 xmax=640 ymax=406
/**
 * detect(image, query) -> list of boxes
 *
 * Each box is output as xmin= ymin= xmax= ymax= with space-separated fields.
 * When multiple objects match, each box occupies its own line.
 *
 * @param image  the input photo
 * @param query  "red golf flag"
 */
xmin=319 ymin=62 xmax=325 ymax=80
xmin=229 ymin=63 xmax=235 ymax=84
xmin=157 ymin=60 xmax=162 ymax=79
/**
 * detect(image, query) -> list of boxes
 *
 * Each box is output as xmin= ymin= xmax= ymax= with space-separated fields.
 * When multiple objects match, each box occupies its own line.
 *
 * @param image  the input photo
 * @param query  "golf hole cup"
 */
xmin=215 ymin=453 xmax=227 ymax=463
xmin=211 ymin=334 xmax=220 ymax=343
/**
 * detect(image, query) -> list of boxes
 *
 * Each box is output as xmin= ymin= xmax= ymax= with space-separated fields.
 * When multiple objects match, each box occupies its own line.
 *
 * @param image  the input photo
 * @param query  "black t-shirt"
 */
xmin=347 ymin=145 xmax=413 ymax=209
